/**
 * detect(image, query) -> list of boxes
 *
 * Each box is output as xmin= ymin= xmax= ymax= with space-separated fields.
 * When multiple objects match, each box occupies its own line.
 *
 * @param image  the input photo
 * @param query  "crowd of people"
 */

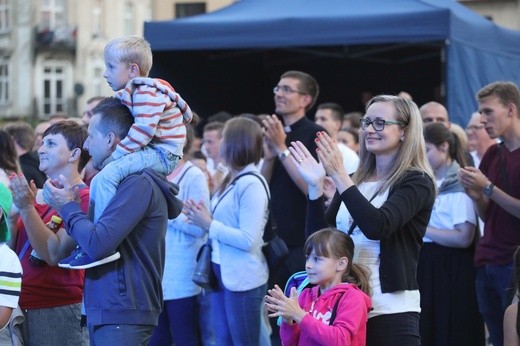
xmin=0 ymin=34 xmax=520 ymax=346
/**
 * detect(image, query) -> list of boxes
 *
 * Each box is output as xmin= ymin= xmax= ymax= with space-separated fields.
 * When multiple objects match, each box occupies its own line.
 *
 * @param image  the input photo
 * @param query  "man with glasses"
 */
xmin=466 ymin=112 xmax=497 ymax=168
xmin=261 ymin=70 xmax=324 ymax=293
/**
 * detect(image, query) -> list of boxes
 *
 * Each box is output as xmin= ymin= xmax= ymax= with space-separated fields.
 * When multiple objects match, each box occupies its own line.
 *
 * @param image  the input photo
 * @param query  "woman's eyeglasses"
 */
xmin=360 ymin=118 xmax=408 ymax=131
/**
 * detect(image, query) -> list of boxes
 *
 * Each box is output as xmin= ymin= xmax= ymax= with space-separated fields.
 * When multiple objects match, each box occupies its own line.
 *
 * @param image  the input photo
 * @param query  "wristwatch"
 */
xmin=278 ymin=149 xmax=291 ymax=162
xmin=483 ymin=183 xmax=494 ymax=197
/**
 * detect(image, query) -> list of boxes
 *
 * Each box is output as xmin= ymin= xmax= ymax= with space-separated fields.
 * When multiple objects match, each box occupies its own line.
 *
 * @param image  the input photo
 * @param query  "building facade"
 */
xmin=0 ymin=0 xmax=517 ymax=121
xmin=0 ymin=0 xmax=152 ymax=121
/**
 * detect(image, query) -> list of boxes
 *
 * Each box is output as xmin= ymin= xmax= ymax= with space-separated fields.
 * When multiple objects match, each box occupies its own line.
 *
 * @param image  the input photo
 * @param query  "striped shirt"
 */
xmin=114 ymin=77 xmax=193 ymax=159
xmin=0 ymin=243 xmax=22 ymax=310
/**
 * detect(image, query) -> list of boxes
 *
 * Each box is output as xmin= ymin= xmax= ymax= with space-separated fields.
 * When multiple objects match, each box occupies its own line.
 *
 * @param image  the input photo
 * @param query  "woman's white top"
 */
xmin=336 ymin=181 xmax=420 ymax=318
xmin=423 ymin=178 xmax=476 ymax=243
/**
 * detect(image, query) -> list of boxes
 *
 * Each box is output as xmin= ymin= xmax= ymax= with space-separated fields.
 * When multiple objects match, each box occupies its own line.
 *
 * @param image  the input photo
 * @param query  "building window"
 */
xmin=93 ymin=66 xmax=103 ymax=96
xmin=0 ymin=0 xmax=10 ymax=33
xmin=41 ymin=0 xmax=65 ymax=30
xmin=0 ymin=59 xmax=9 ymax=105
xmin=42 ymin=62 xmax=66 ymax=116
xmin=92 ymin=0 xmax=103 ymax=38
xmin=175 ymin=2 xmax=206 ymax=18
xmin=123 ymin=2 xmax=134 ymax=35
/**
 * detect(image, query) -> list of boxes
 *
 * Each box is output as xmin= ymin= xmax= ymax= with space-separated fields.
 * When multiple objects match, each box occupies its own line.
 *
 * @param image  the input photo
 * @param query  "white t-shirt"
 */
xmin=424 ymin=178 xmax=477 ymax=243
xmin=470 ymin=151 xmax=481 ymax=170
xmin=0 ymin=243 xmax=22 ymax=325
xmin=336 ymin=181 xmax=420 ymax=318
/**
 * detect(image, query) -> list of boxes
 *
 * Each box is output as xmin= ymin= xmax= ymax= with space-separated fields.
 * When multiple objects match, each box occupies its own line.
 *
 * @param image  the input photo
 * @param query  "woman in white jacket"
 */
xmin=186 ymin=117 xmax=269 ymax=345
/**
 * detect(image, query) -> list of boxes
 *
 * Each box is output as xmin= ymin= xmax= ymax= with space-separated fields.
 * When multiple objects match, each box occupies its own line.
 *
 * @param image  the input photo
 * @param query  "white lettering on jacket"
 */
xmin=309 ymin=300 xmax=332 ymax=325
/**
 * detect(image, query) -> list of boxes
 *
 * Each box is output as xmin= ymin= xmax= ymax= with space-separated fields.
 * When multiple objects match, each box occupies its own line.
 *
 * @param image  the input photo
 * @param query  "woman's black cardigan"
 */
xmin=306 ymin=170 xmax=435 ymax=293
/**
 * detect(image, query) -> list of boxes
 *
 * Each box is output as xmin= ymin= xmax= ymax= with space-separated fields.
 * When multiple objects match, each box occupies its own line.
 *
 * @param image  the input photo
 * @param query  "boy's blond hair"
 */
xmin=104 ymin=35 xmax=153 ymax=77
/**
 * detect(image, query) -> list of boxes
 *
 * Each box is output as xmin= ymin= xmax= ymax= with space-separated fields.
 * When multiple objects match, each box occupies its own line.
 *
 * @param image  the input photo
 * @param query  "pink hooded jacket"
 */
xmin=280 ymin=283 xmax=371 ymax=346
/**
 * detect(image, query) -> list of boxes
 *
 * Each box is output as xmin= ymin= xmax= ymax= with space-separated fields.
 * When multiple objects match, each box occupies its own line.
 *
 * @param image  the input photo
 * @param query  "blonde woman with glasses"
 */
xmin=288 ymin=95 xmax=435 ymax=346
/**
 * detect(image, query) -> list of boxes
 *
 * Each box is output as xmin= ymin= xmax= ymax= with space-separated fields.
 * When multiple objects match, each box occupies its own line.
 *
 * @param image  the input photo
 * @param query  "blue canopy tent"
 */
xmin=144 ymin=0 xmax=520 ymax=125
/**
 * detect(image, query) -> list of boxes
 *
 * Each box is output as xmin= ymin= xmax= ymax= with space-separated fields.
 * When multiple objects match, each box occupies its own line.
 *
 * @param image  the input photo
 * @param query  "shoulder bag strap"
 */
xmin=233 ymin=172 xmax=276 ymax=240
xmin=329 ymin=292 xmax=345 ymax=325
xmin=175 ymin=165 xmax=195 ymax=185
xmin=235 ymin=172 xmax=269 ymax=199
xmin=347 ymin=191 xmax=379 ymax=235
xmin=18 ymin=206 xmax=53 ymax=260
xmin=212 ymin=171 xmax=276 ymax=240
xmin=516 ymin=301 xmax=520 ymax=337
xmin=210 ymin=172 xmax=253 ymax=214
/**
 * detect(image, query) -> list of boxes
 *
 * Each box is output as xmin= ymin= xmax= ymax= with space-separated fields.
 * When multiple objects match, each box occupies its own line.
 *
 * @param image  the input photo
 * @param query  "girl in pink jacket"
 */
xmin=266 ymin=228 xmax=371 ymax=345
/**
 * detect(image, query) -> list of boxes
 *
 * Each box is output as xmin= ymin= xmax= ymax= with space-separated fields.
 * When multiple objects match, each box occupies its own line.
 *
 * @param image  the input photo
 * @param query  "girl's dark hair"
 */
xmin=304 ymin=228 xmax=371 ymax=295
xmin=0 ymin=129 xmax=19 ymax=174
xmin=424 ymin=122 xmax=468 ymax=168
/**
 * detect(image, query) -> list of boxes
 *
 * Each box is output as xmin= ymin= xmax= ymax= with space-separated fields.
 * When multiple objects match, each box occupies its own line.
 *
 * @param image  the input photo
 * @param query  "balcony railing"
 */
xmin=35 ymin=26 xmax=77 ymax=52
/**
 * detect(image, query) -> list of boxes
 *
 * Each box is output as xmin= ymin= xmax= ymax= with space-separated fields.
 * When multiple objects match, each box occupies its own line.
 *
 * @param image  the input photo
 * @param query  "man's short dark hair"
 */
xmin=317 ymin=102 xmax=344 ymax=123
xmin=92 ymin=97 xmax=134 ymax=140
xmin=281 ymin=70 xmax=320 ymax=111
xmin=207 ymin=111 xmax=232 ymax=124
xmin=86 ymin=96 xmax=106 ymax=105
xmin=43 ymin=120 xmax=90 ymax=172
xmin=4 ymin=121 xmax=35 ymax=152
xmin=203 ymin=121 xmax=225 ymax=137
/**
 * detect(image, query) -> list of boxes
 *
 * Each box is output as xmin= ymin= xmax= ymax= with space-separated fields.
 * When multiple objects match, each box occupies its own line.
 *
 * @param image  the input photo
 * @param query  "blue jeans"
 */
xmin=149 ymin=296 xmax=201 ymax=346
xmin=88 ymin=324 xmax=154 ymax=346
xmin=198 ymin=290 xmax=216 ymax=346
xmin=89 ymin=147 xmax=179 ymax=222
xmin=211 ymin=263 xmax=267 ymax=346
xmin=22 ymin=303 xmax=89 ymax=346
xmin=475 ymin=264 xmax=513 ymax=346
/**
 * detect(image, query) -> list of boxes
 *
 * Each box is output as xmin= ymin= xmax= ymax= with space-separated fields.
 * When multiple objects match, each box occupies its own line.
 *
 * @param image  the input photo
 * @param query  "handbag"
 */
xmin=192 ymin=240 xmax=218 ymax=290
xmin=261 ymin=203 xmax=289 ymax=271
xmin=263 ymin=234 xmax=289 ymax=271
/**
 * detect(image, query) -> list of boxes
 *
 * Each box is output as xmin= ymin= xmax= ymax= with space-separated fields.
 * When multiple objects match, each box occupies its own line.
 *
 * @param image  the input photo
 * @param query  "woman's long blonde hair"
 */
xmin=352 ymin=95 xmax=434 ymax=194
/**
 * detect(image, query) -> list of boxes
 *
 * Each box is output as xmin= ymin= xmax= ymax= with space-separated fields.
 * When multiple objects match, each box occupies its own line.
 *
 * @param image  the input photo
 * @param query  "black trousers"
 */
xmin=367 ymin=312 xmax=421 ymax=346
